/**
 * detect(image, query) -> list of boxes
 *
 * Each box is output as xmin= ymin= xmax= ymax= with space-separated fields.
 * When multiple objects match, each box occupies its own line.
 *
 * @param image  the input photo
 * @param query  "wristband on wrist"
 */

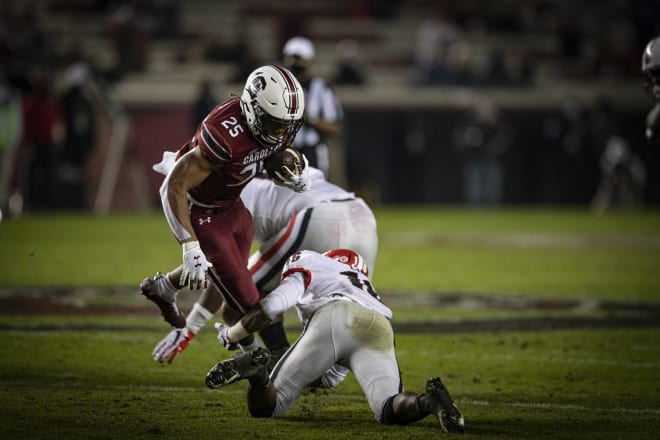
xmin=185 ymin=302 xmax=214 ymax=334
xmin=182 ymin=241 xmax=200 ymax=252
xmin=182 ymin=328 xmax=195 ymax=340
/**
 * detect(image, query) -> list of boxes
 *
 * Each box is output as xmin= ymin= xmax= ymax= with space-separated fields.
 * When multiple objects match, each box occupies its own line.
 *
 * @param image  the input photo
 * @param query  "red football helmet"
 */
xmin=323 ymin=248 xmax=369 ymax=276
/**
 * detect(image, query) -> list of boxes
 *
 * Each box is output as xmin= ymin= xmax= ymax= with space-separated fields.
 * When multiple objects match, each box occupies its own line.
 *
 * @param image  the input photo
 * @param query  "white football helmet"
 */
xmin=240 ymin=65 xmax=305 ymax=148
xmin=642 ymin=36 xmax=660 ymax=101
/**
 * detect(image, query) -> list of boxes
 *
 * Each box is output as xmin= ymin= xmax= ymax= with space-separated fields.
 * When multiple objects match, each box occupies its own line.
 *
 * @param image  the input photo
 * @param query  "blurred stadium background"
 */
xmin=1 ymin=0 xmax=659 ymax=215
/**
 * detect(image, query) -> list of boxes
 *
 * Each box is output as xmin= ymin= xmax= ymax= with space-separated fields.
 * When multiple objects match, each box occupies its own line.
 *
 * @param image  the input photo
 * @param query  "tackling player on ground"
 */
xmin=206 ymin=249 xmax=465 ymax=433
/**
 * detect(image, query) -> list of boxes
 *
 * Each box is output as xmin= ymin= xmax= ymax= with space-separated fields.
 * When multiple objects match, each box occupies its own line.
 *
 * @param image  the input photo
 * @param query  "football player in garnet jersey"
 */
xmin=206 ymin=249 xmax=465 ymax=433
xmin=150 ymin=167 xmax=378 ymax=374
xmin=150 ymin=65 xmax=311 ymax=359
xmin=642 ymin=36 xmax=660 ymax=145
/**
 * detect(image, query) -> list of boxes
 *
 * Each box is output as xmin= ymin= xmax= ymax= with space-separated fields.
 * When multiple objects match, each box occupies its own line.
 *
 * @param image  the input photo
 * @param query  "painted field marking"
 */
xmin=396 ymin=350 xmax=660 ymax=369
xmin=462 ymin=399 xmax=660 ymax=415
xmin=382 ymin=231 xmax=660 ymax=249
xmin=3 ymin=380 xmax=658 ymax=416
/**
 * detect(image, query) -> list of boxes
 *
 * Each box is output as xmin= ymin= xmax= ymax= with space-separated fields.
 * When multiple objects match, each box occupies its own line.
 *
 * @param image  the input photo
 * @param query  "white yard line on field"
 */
xmin=463 ymin=399 xmax=660 ymax=415
xmin=4 ymin=380 xmax=659 ymax=416
xmin=382 ymin=231 xmax=660 ymax=249
xmin=396 ymin=350 xmax=660 ymax=368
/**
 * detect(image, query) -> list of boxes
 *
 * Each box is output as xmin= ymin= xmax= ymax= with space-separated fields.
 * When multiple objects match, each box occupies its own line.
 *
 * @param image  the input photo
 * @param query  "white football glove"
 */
xmin=273 ymin=154 xmax=312 ymax=193
xmin=180 ymin=241 xmax=212 ymax=290
xmin=214 ymin=322 xmax=239 ymax=350
xmin=153 ymin=327 xmax=195 ymax=364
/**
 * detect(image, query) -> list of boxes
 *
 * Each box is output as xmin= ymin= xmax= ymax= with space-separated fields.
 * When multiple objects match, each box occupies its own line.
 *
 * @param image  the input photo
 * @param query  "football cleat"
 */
xmin=266 ymin=346 xmax=288 ymax=372
xmin=206 ymin=347 xmax=270 ymax=389
xmin=424 ymin=377 xmax=465 ymax=433
xmin=140 ymin=273 xmax=186 ymax=328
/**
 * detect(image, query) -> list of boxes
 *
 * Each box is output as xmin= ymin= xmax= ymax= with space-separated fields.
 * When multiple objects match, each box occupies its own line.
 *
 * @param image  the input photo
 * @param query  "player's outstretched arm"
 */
xmin=162 ymin=149 xmax=214 ymax=290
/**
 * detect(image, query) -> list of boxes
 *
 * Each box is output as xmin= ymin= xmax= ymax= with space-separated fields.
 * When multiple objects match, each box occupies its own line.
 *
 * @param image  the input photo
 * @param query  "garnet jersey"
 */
xmin=260 ymin=250 xmax=392 ymax=325
xmin=175 ymin=97 xmax=284 ymax=207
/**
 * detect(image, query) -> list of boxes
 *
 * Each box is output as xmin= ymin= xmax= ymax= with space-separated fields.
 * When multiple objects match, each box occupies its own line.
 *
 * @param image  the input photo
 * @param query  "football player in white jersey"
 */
xmin=148 ymin=165 xmax=378 ymax=367
xmin=206 ymin=249 xmax=465 ymax=433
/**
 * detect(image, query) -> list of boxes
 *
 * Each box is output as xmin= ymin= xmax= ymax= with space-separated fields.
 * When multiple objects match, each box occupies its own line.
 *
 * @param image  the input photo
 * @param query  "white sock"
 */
xmin=155 ymin=273 xmax=179 ymax=302
xmin=185 ymin=302 xmax=214 ymax=334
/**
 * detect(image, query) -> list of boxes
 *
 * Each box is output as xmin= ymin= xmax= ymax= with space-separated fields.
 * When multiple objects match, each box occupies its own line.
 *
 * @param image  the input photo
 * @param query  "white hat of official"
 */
xmin=282 ymin=36 xmax=315 ymax=60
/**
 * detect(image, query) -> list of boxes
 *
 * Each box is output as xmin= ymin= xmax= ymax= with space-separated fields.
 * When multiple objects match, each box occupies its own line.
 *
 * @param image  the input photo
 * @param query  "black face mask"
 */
xmin=288 ymin=64 xmax=307 ymax=78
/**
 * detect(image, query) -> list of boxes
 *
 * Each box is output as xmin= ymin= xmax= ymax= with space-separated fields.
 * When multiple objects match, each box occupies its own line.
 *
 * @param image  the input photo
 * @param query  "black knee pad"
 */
xmin=380 ymin=395 xmax=406 ymax=425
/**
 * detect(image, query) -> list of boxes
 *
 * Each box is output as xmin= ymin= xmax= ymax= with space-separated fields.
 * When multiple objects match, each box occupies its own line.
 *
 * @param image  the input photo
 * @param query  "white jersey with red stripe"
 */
xmin=259 ymin=250 xmax=392 ymax=325
xmin=241 ymin=167 xmax=354 ymax=242
xmin=242 ymin=169 xmax=378 ymax=293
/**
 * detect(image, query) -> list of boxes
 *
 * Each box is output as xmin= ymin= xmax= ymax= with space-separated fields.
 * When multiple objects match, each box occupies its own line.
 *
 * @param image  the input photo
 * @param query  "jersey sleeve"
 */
xmin=259 ymin=272 xmax=305 ymax=320
xmin=280 ymin=251 xmax=316 ymax=289
xmin=196 ymin=120 xmax=233 ymax=165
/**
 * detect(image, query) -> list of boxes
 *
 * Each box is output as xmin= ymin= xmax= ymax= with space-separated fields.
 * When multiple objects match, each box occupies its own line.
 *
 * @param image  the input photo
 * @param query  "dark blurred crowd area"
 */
xmin=0 ymin=0 xmax=658 ymax=215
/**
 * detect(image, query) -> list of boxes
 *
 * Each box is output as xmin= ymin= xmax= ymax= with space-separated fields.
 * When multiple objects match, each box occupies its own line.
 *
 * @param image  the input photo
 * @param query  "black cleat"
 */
xmin=206 ymin=347 xmax=270 ymax=389
xmin=140 ymin=273 xmax=186 ymax=328
xmin=424 ymin=377 xmax=465 ymax=433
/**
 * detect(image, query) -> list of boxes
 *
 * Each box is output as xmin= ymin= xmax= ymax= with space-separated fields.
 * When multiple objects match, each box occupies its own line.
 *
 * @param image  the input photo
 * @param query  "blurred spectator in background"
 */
xmin=108 ymin=0 xmax=156 ymax=77
xmin=642 ymin=35 xmax=660 ymax=145
xmin=204 ymin=34 xmax=243 ymax=64
xmin=451 ymin=98 xmax=513 ymax=206
xmin=282 ymin=36 xmax=343 ymax=175
xmin=0 ymin=72 xmax=23 ymax=217
xmin=204 ymin=24 xmax=261 ymax=84
xmin=14 ymin=72 xmax=63 ymax=212
xmin=587 ymin=96 xmax=646 ymax=214
xmin=413 ymin=3 xmax=462 ymax=86
xmin=333 ymin=38 xmax=368 ymax=86
xmin=57 ymin=62 xmax=97 ymax=209
xmin=539 ymin=97 xmax=600 ymax=204
xmin=192 ymin=77 xmax=217 ymax=129
xmin=590 ymin=136 xmax=646 ymax=213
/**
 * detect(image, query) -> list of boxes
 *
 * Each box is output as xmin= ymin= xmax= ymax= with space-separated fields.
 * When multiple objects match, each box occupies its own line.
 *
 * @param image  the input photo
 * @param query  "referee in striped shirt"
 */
xmin=282 ymin=37 xmax=343 ymax=175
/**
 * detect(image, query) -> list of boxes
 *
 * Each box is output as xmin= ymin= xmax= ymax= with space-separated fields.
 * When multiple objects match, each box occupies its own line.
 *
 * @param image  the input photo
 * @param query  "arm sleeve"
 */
xmin=159 ymin=172 xmax=192 ymax=242
xmin=259 ymin=272 xmax=305 ymax=320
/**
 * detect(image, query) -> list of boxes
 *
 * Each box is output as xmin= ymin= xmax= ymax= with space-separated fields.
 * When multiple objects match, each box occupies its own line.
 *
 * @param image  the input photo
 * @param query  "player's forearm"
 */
xmin=166 ymin=183 xmax=197 ymax=243
xmin=241 ymin=306 xmax=272 ymax=335
xmin=161 ymin=148 xmax=212 ymax=243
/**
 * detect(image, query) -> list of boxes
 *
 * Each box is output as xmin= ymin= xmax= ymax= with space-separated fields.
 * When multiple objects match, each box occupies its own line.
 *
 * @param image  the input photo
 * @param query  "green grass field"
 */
xmin=1 ymin=207 xmax=659 ymax=439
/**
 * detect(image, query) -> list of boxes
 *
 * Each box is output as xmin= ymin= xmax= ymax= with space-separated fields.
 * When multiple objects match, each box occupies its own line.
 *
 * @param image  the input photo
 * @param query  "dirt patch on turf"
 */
xmin=1 ymin=288 xmax=659 ymax=333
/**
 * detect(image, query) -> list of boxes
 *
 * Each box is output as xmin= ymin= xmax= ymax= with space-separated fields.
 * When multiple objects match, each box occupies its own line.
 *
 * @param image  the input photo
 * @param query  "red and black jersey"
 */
xmin=175 ymin=97 xmax=283 ymax=207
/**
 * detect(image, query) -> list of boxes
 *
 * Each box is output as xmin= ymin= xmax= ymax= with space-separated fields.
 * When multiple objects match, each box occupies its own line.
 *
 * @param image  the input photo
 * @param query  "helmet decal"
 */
xmin=271 ymin=64 xmax=300 ymax=116
xmin=239 ymin=65 xmax=305 ymax=148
